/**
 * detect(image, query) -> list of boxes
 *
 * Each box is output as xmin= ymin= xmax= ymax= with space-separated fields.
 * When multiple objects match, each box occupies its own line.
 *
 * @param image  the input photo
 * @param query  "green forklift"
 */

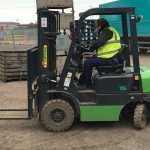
xmin=28 ymin=7 xmax=150 ymax=132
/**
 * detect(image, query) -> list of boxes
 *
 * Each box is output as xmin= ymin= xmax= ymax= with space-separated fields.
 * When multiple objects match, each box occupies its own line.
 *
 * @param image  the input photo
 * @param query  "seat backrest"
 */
xmin=113 ymin=44 xmax=127 ymax=64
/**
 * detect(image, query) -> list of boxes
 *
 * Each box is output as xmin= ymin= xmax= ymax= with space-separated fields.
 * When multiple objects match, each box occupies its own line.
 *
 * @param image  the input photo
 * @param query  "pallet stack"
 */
xmin=0 ymin=50 xmax=27 ymax=82
xmin=36 ymin=0 xmax=73 ymax=9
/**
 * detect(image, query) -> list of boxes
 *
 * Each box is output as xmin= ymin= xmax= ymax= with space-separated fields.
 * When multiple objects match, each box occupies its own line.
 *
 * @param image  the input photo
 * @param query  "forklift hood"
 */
xmin=141 ymin=66 xmax=150 ymax=93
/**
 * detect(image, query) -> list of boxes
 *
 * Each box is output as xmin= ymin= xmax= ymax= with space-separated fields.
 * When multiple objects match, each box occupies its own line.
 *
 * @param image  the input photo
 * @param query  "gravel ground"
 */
xmin=0 ymin=55 xmax=150 ymax=150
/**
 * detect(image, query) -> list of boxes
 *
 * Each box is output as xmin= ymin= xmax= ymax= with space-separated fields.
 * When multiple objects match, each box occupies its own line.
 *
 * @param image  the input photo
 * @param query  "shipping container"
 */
xmin=100 ymin=0 xmax=150 ymax=52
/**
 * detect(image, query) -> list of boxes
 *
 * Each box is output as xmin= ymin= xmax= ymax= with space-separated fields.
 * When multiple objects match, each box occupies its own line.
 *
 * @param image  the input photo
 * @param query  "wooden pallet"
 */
xmin=0 ymin=50 xmax=28 ymax=82
xmin=36 ymin=0 xmax=73 ymax=9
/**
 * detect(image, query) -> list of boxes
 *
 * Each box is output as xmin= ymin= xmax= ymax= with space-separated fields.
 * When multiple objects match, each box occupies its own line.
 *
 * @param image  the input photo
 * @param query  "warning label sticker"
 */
xmin=41 ymin=17 xmax=47 ymax=28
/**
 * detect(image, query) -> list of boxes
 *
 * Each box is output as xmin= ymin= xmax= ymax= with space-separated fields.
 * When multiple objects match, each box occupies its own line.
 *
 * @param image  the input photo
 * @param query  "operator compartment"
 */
xmin=94 ymin=74 xmax=133 ymax=94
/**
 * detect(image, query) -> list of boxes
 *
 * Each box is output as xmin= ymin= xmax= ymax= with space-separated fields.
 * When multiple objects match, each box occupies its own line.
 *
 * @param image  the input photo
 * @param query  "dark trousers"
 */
xmin=81 ymin=57 xmax=118 ymax=86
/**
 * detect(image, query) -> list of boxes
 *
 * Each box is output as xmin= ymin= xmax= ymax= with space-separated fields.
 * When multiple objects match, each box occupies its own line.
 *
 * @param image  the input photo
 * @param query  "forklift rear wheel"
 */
xmin=133 ymin=104 xmax=148 ymax=129
xmin=40 ymin=99 xmax=75 ymax=132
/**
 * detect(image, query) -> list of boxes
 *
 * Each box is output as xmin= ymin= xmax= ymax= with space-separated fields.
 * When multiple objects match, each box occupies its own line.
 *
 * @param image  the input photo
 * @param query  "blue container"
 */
xmin=100 ymin=0 xmax=150 ymax=36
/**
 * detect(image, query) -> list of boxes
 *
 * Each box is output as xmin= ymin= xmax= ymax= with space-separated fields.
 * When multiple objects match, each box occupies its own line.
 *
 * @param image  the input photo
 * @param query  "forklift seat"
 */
xmin=96 ymin=46 xmax=125 ymax=75
xmin=96 ymin=62 xmax=123 ymax=74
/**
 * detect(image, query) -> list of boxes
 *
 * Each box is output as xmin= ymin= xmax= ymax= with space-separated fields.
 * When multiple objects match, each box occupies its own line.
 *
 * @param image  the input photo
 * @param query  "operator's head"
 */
xmin=96 ymin=18 xmax=109 ymax=32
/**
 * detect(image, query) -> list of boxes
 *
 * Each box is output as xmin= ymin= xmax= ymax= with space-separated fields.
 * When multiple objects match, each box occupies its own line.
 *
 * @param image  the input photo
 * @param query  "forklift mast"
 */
xmin=37 ymin=9 xmax=60 ymax=81
xmin=27 ymin=1 xmax=74 ymax=115
xmin=36 ymin=0 xmax=74 ymax=83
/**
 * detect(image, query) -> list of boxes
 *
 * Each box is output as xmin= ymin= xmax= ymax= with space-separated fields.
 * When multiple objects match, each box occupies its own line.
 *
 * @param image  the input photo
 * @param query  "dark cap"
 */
xmin=96 ymin=18 xmax=109 ymax=28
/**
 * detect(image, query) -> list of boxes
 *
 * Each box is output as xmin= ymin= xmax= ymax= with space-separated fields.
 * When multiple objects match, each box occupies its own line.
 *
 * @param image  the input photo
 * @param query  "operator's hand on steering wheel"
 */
xmin=82 ymin=51 xmax=95 ymax=58
xmin=89 ymin=44 xmax=96 ymax=52
xmin=80 ymin=46 xmax=89 ymax=53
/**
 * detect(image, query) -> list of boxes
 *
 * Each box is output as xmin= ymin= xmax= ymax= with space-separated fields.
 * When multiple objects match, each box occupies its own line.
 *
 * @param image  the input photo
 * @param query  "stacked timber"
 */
xmin=0 ymin=50 xmax=27 ymax=82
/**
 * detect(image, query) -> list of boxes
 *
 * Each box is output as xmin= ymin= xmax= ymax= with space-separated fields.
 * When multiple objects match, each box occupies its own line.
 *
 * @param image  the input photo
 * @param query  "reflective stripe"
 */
xmin=97 ymin=49 xmax=120 ymax=56
xmin=107 ymin=40 xmax=121 ymax=44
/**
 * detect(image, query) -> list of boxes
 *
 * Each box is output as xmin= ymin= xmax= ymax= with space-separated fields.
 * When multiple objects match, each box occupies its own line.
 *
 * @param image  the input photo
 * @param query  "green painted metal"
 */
xmin=100 ymin=0 xmax=150 ymax=36
xmin=141 ymin=67 xmax=150 ymax=93
xmin=80 ymin=105 xmax=123 ymax=121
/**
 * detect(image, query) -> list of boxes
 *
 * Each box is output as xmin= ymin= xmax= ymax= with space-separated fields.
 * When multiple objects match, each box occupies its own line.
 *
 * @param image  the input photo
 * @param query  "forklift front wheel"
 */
xmin=133 ymin=104 xmax=148 ymax=129
xmin=40 ymin=99 xmax=75 ymax=132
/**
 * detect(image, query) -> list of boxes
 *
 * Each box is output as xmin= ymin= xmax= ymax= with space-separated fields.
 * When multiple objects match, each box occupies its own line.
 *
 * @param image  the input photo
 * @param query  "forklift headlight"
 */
xmin=134 ymin=75 xmax=140 ymax=81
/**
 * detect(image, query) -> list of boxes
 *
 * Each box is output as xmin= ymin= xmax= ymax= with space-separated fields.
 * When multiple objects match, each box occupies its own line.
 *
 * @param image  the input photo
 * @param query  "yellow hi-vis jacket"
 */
xmin=97 ymin=26 xmax=121 ymax=59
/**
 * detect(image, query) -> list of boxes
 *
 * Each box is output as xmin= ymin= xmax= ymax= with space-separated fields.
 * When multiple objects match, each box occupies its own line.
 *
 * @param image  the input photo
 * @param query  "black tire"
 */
xmin=40 ymin=99 xmax=75 ymax=132
xmin=133 ymin=104 xmax=148 ymax=129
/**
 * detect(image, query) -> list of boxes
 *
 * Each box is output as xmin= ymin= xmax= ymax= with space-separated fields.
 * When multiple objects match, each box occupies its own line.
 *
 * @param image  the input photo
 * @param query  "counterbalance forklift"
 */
xmin=28 ymin=7 xmax=150 ymax=132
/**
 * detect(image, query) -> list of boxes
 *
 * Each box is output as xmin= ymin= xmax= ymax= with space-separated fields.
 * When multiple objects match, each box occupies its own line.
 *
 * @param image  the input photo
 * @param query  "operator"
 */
xmin=80 ymin=18 xmax=121 ymax=88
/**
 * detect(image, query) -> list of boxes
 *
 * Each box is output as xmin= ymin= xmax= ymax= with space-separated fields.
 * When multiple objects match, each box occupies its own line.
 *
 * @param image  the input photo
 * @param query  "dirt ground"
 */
xmin=0 ymin=55 xmax=150 ymax=150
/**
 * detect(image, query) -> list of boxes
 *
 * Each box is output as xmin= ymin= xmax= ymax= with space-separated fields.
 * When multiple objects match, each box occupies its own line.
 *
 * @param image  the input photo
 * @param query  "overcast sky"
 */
xmin=0 ymin=0 xmax=116 ymax=23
